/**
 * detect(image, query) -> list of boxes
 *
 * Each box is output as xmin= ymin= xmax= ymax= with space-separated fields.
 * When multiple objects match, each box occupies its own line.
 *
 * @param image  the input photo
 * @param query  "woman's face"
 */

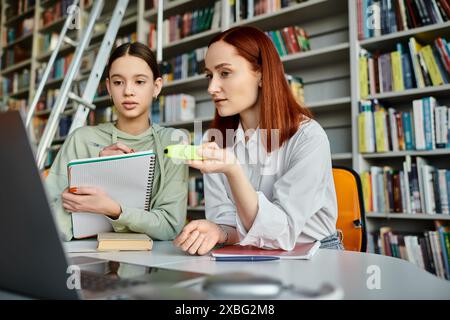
xmin=205 ymin=41 xmax=261 ymax=117
xmin=106 ymin=54 xmax=161 ymax=121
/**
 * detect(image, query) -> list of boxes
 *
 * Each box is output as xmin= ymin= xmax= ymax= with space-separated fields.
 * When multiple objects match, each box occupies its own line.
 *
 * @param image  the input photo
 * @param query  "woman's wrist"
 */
xmin=217 ymin=224 xmax=229 ymax=244
xmin=107 ymin=202 xmax=122 ymax=219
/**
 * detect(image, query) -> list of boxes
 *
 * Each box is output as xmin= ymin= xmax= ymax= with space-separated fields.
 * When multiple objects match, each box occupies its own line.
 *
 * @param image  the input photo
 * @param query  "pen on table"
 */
xmin=211 ymin=256 xmax=280 ymax=262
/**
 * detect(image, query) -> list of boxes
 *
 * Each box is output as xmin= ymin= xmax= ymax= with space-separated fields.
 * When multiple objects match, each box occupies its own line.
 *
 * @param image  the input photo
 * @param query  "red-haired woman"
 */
xmin=173 ymin=26 xmax=342 ymax=255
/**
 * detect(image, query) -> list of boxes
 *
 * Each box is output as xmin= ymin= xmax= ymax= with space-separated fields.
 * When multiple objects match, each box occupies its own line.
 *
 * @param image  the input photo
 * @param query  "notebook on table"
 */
xmin=67 ymin=150 xmax=156 ymax=239
xmin=97 ymin=232 xmax=153 ymax=251
xmin=211 ymin=241 xmax=321 ymax=260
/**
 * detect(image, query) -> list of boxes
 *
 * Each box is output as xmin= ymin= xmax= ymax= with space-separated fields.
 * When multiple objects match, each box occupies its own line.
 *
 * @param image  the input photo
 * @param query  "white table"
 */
xmin=63 ymin=241 xmax=450 ymax=300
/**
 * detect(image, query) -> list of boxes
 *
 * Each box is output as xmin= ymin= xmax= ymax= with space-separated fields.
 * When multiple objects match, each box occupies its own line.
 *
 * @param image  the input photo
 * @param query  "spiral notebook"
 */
xmin=67 ymin=150 xmax=156 ymax=239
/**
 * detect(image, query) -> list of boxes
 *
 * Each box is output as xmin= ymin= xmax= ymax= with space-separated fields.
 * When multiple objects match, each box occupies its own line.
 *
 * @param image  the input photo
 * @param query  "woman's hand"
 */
xmin=61 ymin=187 xmax=122 ymax=219
xmin=99 ymin=142 xmax=134 ymax=157
xmin=187 ymin=142 xmax=239 ymax=176
xmin=173 ymin=219 xmax=226 ymax=255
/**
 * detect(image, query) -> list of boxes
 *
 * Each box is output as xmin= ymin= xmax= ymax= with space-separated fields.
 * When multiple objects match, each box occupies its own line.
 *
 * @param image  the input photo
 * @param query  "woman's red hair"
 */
xmin=207 ymin=26 xmax=312 ymax=152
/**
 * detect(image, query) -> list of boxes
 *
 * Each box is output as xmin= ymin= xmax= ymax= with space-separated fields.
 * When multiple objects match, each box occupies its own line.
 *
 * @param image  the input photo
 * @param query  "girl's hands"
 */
xmin=187 ymin=142 xmax=239 ymax=176
xmin=62 ymin=187 xmax=122 ymax=219
xmin=99 ymin=142 xmax=134 ymax=157
xmin=173 ymin=219 xmax=227 ymax=255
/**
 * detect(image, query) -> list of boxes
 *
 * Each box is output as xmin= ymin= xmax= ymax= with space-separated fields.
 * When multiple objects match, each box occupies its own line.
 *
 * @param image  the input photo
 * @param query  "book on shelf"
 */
xmin=188 ymin=176 xmax=205 ymax=208
xmin=361 ymin=157 xmax=450 ymax=215
xmin=156 ymin=94 xmax=195 ymax=123
xmin=229 ymin=0 xmax=309 ymax=22
xmin=115 ymin=33 xmax=138 ymax=47
xmin=357 ymin=0 xmax=450 ymax=41
xmin=368 ymin=224 xmax=450 ymax=280
xmin=161 ymin=47 xmax=207 ymax=83
xmin=162 ymin=1 xmax=221 ymax=46
xmin=265 ymin=25 xmax=310 ymax=58
xmin=5 ymin=0 xmax=36 ymax=17
xmin=358 ymin=97 xmax=450 ymax=153
xmin=359 ymin=36 xmax=450 ymax=98
xmin=40 ymin=0 xmax=73 ymax=28
xmin=4 ymin=17 xmax=34 ymax=44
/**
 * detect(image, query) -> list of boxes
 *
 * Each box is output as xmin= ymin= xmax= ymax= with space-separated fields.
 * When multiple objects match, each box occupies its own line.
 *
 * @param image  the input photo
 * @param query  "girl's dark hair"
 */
xmin=106 ymin=42 xmax=161 ymax=79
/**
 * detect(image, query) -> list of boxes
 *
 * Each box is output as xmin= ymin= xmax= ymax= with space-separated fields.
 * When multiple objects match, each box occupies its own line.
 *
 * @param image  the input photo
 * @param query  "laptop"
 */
xmin=0 ymin=111 xmax=205 ymax=300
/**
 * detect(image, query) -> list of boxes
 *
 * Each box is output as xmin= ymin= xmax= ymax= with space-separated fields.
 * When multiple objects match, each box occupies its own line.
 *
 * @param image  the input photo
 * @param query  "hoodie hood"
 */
xmin=96 ymin=122 xmax=167 ymax=200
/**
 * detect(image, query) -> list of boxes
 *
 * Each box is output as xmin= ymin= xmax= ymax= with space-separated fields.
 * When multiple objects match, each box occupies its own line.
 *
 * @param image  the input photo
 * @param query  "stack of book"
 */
xmin=265 ymin=26 xmax=310 ymax=58
xmin=359 ymin=37 xmax=450 ymax=98
xmin=35 ymin=54 xmax=74 ymax=83
xmin=368 ymin=225 xmax=450 ymax=280
xmin=358 ymin=97 xmax=449 ymax=153
xmin=357 ymin=0 xmax=450 ymax=40
xmin=361 ymin=157 xmax=450 ymax=214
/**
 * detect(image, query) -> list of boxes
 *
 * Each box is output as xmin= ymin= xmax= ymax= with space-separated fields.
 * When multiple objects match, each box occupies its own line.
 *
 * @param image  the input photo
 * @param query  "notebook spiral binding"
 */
xmin=144 ymin=155 xmax=156 ymax=211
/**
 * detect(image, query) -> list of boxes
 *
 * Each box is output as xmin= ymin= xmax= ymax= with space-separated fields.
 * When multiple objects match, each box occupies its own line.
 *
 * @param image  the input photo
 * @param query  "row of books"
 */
xmin=368 ymin=225 xmax=450 ymax=280
xmin=4 ymin=18 xmax=34 ymax=44
xmin=88 ymin=107 xmax=118 ymax=126
xmin=37 ymin=33 xmax=60 ymax=54
xmin=2 ymin=44 xmax=29 ymax=67
xmin=230 ymin=0 xmax=308 ymax=22
xmin=115 ymin=33 xmax=138 ymax=48
xmin=162 ymin=1 xmax=221 ymax=46
xmin=35 ymin=53 xmax=74 ymax=83
xmin=153 ymin=94 xmax=196 ymax=124
xmin=6 ymin=98 xmax=27 ymax=112
xmin=265 ymin=26 xmax=310 ymax=58
xmin=358 ymin=97 xmax=450 ymax=153
xmin=357 ymin=0 xmax=450 ymax=40
xmin=32 ymin=114 xmax=71 ymax=143
xmin=359 ymin=37 xmax=450 ymax=98
xmin=40 ymin=0 xmax=73 ymax=29
xmin=188 ymin=176 xmax=205 ymax=208
xmin=35 ymin=89 xmax=60 ymax=112
xmin=5 ymin=0 xmax=36 ymax=17
xmin=361 ymin=158 xmax=450 ymax=214
xmin=160 ymin=47 xmax=207 ymax=83
xmin=286 ymin=74 xmax=305 ymax=105
xmin=2 ymin=69 xmax=30 ymax=95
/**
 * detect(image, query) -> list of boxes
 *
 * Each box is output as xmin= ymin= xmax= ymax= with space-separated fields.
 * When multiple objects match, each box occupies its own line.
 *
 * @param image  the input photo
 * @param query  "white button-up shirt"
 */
xmin=204 ymin=119 xmax=338 ymax=250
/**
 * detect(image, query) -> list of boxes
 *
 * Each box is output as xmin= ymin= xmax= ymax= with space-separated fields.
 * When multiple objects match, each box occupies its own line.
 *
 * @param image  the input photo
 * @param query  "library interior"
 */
xmin=0 ymin=0 xmax=450 ymax=301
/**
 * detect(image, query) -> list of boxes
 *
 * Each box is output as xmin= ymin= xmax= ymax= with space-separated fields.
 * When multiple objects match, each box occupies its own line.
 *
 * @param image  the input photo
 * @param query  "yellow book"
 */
xmin=391 ymin=51 xmax=404 ymax=91
xmin=374 ymin=108 xmax=388 ymax=152
xmin=421 ymin=45 xmax=444 ymax=86
xmin=358 ymin=113 xmax=367 ymax=153
xmin=360 ymin=171 xmax=372 ymax=212
xmin=359 ymin=55 xmax=369 ymax=99
xmin=97 ymin=232 xmax=153 ymax=251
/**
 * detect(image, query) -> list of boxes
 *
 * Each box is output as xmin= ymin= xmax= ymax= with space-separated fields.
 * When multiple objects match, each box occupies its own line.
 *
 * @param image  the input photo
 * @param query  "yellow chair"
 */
xmin=332 ymin=166 xmax=367 ymax=252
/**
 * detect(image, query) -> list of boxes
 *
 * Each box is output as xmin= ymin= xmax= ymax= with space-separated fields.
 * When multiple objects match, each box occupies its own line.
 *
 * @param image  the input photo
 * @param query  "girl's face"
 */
xmin=106 ymin=55 xmax=162 ymax=121
xmin=205 ymin=41 xmax=261 ymax=117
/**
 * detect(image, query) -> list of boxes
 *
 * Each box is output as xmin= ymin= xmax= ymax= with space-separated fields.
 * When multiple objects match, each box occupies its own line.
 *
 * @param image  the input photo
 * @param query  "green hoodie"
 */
xmin=46 ymin=122 xmax=188 ymax=242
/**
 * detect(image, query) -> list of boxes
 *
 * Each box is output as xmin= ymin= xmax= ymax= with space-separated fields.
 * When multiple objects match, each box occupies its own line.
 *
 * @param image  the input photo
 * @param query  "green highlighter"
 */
xmin=164 ymin=145 xmax=203 ymax=160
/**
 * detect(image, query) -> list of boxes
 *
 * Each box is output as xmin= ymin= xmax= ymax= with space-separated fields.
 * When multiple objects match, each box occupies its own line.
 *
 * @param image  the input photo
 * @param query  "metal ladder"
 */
xmin=25 ymin=0 xmax=129 ymax=170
